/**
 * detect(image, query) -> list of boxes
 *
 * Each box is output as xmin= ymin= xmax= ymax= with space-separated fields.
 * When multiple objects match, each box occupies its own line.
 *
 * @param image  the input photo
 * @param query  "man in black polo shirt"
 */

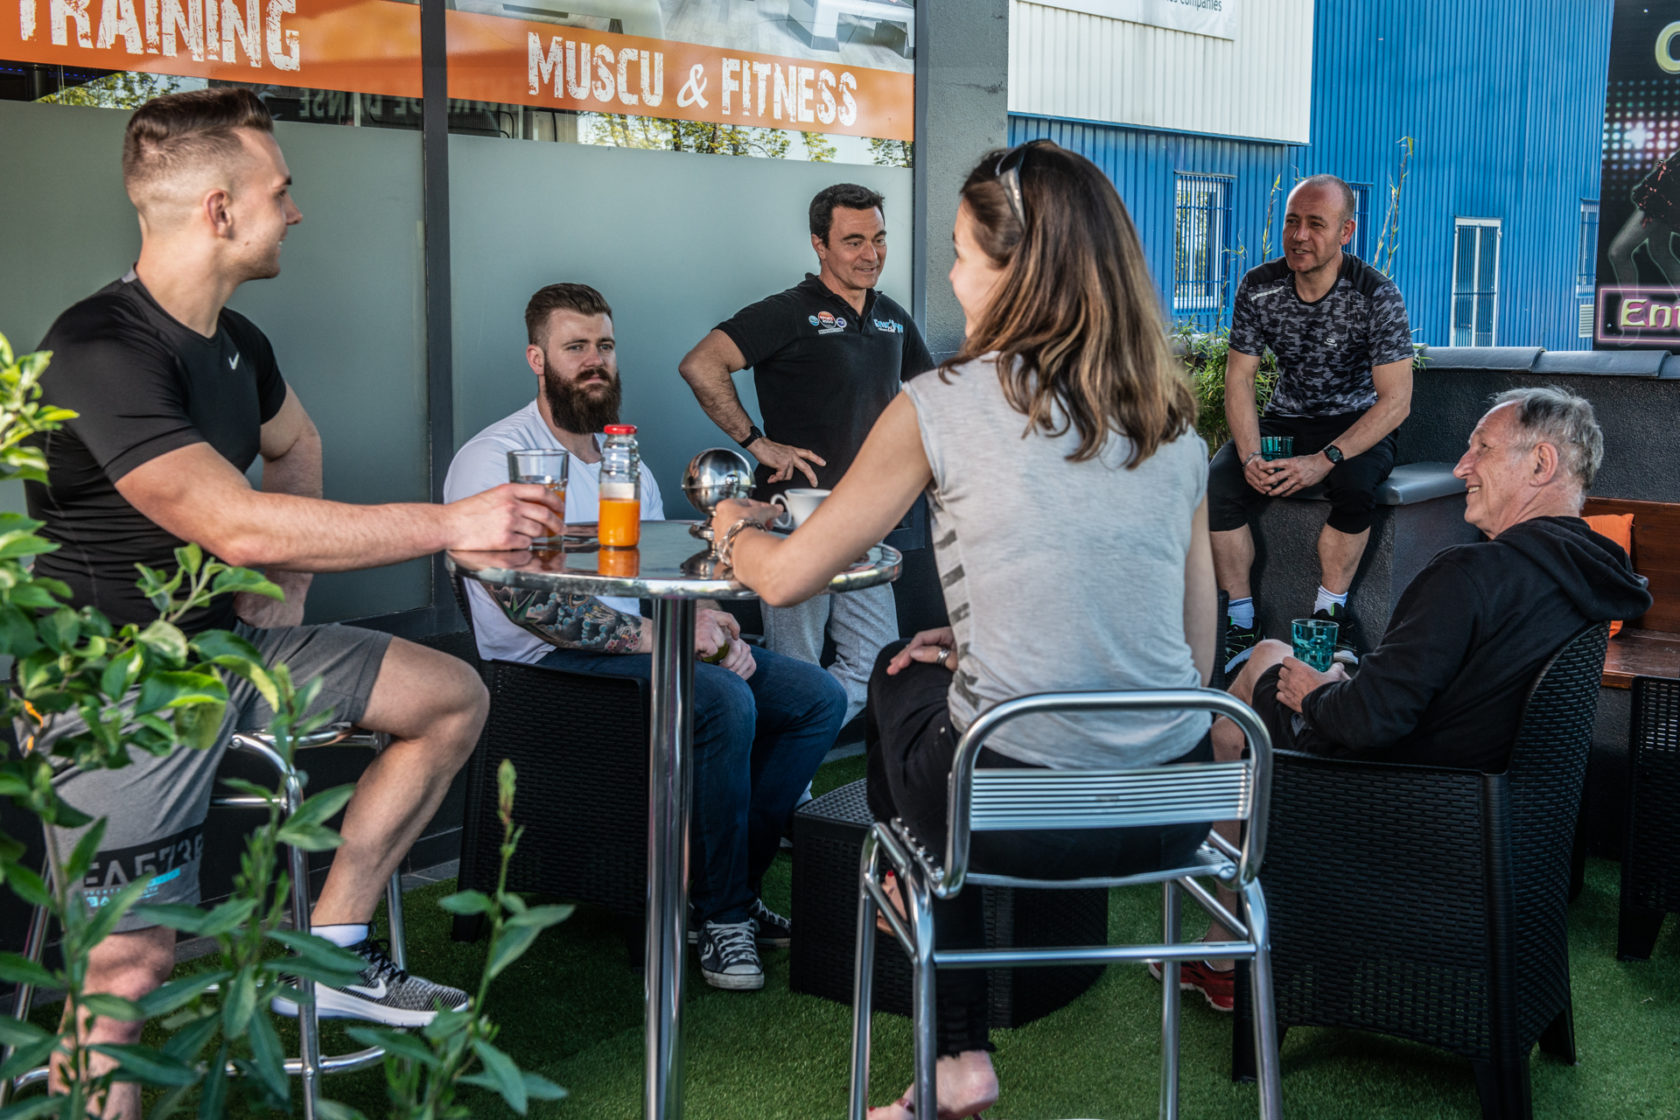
xmin=1210 ymin=174 xmax=1414 ymax=672
xmin=679 ymin=183 xmax=932 ymax=723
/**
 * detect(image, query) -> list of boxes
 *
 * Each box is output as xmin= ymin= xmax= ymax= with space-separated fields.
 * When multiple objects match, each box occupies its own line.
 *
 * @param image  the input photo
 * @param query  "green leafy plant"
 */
xmin=0 ymin=332 xmax=566 ymax=1116
xmin=1372 ymin=136 xmax=1416 ymax=279
xmin=321 ymin=761 xmax=570 ymax=1120
xmin=1173 ymin=323 xmax=1279 ymax=454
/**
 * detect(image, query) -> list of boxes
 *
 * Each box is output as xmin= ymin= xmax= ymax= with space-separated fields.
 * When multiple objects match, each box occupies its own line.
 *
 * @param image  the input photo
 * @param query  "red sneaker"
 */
xmin=1148 ymin=959 xmax=1235 ymax=1013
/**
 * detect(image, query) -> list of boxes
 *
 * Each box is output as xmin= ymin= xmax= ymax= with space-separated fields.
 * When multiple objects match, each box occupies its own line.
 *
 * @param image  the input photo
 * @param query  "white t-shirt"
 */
xmin=443 ymin=400 xmax=664 ymax=664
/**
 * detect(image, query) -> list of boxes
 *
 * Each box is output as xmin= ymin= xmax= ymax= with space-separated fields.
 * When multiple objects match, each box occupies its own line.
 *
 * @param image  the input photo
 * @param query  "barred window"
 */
xmin=1451 ymin=218 xmax=1502 ymax=347
xmin=1174 ymin=172 xmax=1233 ymax=314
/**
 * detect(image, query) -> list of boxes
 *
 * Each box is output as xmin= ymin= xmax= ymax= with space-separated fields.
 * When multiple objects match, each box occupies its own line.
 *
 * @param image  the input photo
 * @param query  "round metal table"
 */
xmin=448 ymin=520 xmax=901 ymax=1120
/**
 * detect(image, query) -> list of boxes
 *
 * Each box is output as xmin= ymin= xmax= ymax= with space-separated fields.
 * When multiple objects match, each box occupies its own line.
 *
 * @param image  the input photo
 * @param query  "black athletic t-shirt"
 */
xmin=717 ymin=274 xmax=932 ymax=496
xmin=1228 ymin=253 xmax=1413 ymax=419
xmin=28 ymin=273 xmax=289 ymax=633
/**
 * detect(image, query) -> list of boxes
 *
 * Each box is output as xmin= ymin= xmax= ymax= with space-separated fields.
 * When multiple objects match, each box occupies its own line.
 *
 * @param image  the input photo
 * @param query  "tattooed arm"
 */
xmin=493 ymin=585 xmax=650 ymax=654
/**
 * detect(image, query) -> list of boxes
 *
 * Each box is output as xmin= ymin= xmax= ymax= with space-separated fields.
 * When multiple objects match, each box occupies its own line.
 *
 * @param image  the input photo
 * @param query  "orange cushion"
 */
xmin=1585 ymin=513 xmax=1635 ymax=637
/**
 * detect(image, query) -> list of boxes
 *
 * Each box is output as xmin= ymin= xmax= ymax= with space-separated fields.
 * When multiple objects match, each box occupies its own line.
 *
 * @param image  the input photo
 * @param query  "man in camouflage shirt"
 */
xmin=1210 ymin=175 xmax=1415 ymax=671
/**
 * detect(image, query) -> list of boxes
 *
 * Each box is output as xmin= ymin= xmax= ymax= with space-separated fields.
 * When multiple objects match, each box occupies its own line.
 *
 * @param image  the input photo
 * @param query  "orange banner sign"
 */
xmin=2 ymin=0 xmax=915 ymax=141
xmin=3 ymin=0 xmax=423 ymax=98
xmin=445 ymin=11 xmax=913 ymax=142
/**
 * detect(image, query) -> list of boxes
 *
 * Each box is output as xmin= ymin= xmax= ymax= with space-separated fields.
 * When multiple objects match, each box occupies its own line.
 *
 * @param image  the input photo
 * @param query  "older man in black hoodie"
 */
xmin=1222 ymin=385 xmax=1650 ymax=770
xmin=1166 ymin=385 xmax=1652 ymax=1013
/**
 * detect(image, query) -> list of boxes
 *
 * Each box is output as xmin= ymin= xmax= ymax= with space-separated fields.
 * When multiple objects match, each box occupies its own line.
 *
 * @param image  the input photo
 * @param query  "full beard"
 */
xmin=544 ymin=367 xmax=623 ymax=433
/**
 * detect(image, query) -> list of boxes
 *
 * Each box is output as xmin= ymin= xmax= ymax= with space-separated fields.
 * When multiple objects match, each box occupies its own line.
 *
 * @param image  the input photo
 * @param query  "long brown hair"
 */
xmin=951 ymin=141 xmax=1196 ymax=467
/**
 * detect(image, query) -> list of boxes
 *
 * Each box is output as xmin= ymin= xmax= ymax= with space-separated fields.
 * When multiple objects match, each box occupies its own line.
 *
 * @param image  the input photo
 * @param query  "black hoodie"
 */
xmin=1301 ymin=516 xmax=1652 ymax=770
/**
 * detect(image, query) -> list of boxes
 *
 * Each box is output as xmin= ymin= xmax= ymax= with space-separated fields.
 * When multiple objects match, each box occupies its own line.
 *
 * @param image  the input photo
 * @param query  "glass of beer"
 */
xmin=507 ymin=448 xmax=569 ymax=547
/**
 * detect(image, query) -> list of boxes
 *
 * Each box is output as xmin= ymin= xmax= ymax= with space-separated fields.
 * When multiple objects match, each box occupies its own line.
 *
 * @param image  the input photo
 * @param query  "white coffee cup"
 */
xmin=771 ymin=488 xmax=830 ymax=529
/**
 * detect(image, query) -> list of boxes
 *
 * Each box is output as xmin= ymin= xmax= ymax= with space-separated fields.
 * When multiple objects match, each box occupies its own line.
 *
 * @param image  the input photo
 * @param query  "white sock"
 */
xmin=1314 ymin=586 xmax=1348 ymax=615
xmin=1229 ymin=597 xmax=1255 ymax=629
xmin=313 ymin=923 xmax=370 ymax=948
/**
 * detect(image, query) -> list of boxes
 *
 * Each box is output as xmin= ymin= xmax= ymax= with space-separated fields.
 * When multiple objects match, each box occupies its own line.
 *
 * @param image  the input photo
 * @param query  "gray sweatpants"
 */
xmin=760 ymin=583 xmax=897 ymax=726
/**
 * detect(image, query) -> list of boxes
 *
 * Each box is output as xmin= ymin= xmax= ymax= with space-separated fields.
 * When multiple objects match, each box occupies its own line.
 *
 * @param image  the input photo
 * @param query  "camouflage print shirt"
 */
xmin=1228 ymin=253 xmax=1413 ymax=419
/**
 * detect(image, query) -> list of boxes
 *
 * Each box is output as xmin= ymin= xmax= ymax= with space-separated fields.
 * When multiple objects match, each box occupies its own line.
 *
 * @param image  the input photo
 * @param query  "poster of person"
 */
xmin=1596 ymin=1 xmax=1680 ymax=348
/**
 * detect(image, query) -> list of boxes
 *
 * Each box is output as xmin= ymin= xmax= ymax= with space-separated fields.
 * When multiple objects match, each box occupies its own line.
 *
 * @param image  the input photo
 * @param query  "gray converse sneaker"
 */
xmin=271 ymin=939 xmax=469 ymax=1027
xmin=696 ymin=919 xmax=763 ymax=991
xmin=748 ymin=897 xmax=792 ymax=949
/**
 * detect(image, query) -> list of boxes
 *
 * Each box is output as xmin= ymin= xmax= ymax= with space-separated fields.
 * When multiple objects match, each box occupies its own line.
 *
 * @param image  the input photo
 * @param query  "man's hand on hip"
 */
xmin=1256 ymin=452 xmax=1333 ymax=498
xmin=749 ymin=438 xmax=826 ymax=487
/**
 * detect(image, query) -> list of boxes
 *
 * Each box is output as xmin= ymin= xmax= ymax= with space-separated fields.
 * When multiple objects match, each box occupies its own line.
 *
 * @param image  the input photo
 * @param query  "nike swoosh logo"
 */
xmin=347 ymin=978 xmax=388 ymax=999
xmin=228 ymin=352 xmax=241 ymax=370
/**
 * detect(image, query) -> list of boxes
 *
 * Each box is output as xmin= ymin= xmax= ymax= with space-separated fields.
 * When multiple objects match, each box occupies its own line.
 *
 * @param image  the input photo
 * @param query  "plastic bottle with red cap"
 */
xmin=598 ymin=424 xmax=641 ymax=548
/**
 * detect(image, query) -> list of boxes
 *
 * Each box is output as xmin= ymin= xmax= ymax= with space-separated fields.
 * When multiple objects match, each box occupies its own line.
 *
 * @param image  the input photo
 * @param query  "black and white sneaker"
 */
xmin=271 ymin=939 xmax=469 ymax=1028
xmin=696 ymin=919 xmax=763 ymax=991
xmin=748 ymin=897 xmax=792 ymax=949
xmin=1224 ymin=618 xmax=1262 ymax=675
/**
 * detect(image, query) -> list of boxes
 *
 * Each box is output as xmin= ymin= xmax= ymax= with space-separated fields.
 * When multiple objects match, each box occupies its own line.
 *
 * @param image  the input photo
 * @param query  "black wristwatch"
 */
xmin=1322 ymin=443 xmax=1345 ymax=464
xmin=737 ymin=424 xmax=764 ymax=450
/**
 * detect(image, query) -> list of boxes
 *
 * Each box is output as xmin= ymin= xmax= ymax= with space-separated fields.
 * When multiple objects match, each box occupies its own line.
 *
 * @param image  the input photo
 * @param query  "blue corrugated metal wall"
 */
xmin=1012 ymin=0 xmax=1613 ymax=349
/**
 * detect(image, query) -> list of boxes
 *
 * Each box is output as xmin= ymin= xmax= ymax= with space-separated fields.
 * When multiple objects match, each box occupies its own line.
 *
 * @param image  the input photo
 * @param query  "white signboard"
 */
xmin=1040 ymin=0 xmax=1237 ymax=40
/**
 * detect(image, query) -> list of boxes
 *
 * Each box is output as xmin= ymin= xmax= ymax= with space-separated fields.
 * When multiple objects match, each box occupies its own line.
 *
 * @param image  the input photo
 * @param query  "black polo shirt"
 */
xmin=717 ymin=274 xmax=932 ymax=495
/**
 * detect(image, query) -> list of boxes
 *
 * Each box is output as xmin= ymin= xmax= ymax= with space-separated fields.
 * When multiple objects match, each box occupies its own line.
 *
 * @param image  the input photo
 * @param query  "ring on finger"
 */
xmin=935 ymin=647 xmax=951 ymax=666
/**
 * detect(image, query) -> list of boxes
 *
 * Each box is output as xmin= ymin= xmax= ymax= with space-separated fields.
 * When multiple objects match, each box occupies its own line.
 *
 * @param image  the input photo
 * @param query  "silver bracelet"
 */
xmin=717 ymin=518 xmax=767 ymax=568
xmin=1243 ymin=450 xmax=1262 ymax=465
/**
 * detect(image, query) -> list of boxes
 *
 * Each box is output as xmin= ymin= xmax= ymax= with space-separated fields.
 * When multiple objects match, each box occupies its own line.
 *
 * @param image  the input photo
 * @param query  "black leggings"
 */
xmin=864 ymin=642 xmax=1213 ymax=1055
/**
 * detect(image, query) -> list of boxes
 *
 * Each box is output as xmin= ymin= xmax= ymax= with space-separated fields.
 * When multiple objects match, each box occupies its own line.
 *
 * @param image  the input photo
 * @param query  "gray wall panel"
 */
xmin=446 ymin=136 xmax=913 ymax=514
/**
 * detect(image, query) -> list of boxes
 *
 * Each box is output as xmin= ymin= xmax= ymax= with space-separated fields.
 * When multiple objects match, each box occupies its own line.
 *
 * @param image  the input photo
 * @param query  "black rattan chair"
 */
xmin=449 ymin=575 xmax=649 ymax=950
xmin=1618 ymin=674 xmax=1680 ymax=960
xmin=1232 ymin=622 xmax=1610 ymax=1120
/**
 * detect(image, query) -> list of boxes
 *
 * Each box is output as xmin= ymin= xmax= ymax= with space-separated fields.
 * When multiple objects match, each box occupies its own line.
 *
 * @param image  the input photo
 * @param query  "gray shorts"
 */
xmin=33 ymin=622 xmax=392 ymax=932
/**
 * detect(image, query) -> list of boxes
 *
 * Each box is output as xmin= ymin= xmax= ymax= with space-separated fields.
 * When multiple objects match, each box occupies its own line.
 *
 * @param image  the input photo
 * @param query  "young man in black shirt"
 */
xmin=29 ymin=88 xmax=563 ymax=1116
xmin=678 ymin=184 xmax=932 ymax=724
xmin=1209 ymin=175 xmax=1415 ymax=670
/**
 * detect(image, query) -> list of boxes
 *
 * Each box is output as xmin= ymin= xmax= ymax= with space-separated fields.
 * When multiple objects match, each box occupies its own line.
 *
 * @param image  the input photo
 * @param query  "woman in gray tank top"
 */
xmin=710 ymin=141 xmax=1216 ymax=1119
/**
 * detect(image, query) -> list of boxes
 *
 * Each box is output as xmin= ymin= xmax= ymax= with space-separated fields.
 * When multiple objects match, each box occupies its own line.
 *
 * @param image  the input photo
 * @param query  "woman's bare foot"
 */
xmin=871 ymin=1051 xmax=999 ymax=1119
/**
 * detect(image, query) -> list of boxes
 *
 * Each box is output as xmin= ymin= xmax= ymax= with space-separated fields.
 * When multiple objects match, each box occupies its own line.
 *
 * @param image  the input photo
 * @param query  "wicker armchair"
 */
xmin=449 ymin=575 xmax=649 ymax=950
xmin=1233 ymin=622 xmax=1609 ymax=1120
xmin=1619 ymin=675 xmax=1680 ymax=960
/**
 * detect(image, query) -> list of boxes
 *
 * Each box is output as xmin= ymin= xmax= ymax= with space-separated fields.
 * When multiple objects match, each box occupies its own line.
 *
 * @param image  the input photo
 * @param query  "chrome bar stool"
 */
xmin=2 ymin=723 xmax=404 ymax=1119
xmin=849 ymin=688 xmax=1283 ymax=1120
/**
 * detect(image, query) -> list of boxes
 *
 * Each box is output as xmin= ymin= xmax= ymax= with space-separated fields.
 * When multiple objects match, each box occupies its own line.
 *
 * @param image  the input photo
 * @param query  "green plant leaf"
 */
xmin=65 ymin=816 xmax=109 ymax=883
xmin=437 ymin=890 xmax=494 ymax=916
xmin=485 ymin=920 xmax=546 ymax=983
xmin=0 ymin=1016 xmax=50 ymax=1047
xmin=220 ymin=969 xmax=257 ymax=1039
xmin=505 ymin=903 xmax=572 ymax=933
xmin=0 ymin=1093 xmax=65 ymax=1119
xmin=37 ymin=607 xmax=79 ymax=653
xmin=313 ymin=1102 xmax=372 ymax=1120
xmin=2 ymin=862 xmax=51 ymax=909
xmin=0 ymin=952 xmax=59 ymax=990
xmin=468 ymin=1037 xmax=527 ymax=1111
xmin=174 ymin=699 xmax=226 ymax=754
xmin=99 ymin=648 xmax=143 ymax=700
xmin=272 ymin=820 xmax=345 ymax=852
xmin=136 ymin=619 xmax=190 ymax=665
xmin=89 ymin=1042 xmax=201 ymax=1087
xmin=245 ymin=1003 xmax=290 ymax=1103
xmin=0 ymin=533 xmax=56 ymax=560
xmin=82 ymin=875 xmax=159 ymax=948
xmin=5 ymin=582 xmax=63 ymax=610
xmin=137 ymin=970 xmax=229 ymax=1017
xmin=520 ymin=1071 xmax=568 ymax=1102
xmin=188 ymin=629 xmax=265 ymax=666
xmin=210 ymin=567 xmax=283 ymax=599
xmin=0 ymin=1035 xmax=59 ymax=1085
xmin=81 ymin=992 xmax=146 ymax=1022
xmin=135 ymin=670 xmax=228 ymax=716
xmin=345 ymin=1025 xmax=435 ymax=1063
xmin=160 ymin=1010 xmax=220 ymax=1062
xmin=196 ymin=1045 xmax=229 ymax=1120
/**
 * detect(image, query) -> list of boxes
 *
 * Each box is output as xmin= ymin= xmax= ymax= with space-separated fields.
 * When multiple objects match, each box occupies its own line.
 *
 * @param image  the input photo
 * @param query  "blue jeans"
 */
xmin=537 ymin=642 xmax=846 ymax=925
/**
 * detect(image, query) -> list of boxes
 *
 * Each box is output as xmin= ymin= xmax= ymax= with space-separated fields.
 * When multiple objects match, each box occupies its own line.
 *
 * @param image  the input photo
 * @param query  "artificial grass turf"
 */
xmin=105 ymin=753 xmax=1680 ymax=1117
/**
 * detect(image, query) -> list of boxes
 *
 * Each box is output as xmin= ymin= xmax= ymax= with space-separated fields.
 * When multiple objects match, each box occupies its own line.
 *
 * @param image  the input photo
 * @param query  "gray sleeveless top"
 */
xmin=903 ymin=355 xmax=1210 ymax=768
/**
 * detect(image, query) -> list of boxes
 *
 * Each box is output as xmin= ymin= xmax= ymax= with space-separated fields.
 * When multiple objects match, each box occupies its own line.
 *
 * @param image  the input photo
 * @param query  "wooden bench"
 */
xmin=1584 ymin=497 xmax=1680 ymax=687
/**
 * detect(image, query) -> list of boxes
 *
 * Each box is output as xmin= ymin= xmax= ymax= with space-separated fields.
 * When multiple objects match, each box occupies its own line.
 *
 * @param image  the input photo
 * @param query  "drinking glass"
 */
xmin=1260 ymin=435 xmax=1295 ymax=461
xmin=507 ymin=448 xmax=569 ymax=546
xmin=1290 ymin=617 xmax=1338 ymax=672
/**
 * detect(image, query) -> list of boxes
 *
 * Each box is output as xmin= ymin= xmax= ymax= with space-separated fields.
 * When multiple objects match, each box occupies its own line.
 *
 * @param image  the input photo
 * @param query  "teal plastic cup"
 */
xmin=1291 ymin=617 xmax=1337 ymax=671
xmin=1260 ymin=435 xmax=1295 ymax=460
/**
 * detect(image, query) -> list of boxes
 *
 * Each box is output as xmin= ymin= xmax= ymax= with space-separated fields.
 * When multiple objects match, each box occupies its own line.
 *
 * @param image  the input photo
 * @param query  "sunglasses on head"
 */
xmin=994 ymin=139 xmax=1055 ymax=227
